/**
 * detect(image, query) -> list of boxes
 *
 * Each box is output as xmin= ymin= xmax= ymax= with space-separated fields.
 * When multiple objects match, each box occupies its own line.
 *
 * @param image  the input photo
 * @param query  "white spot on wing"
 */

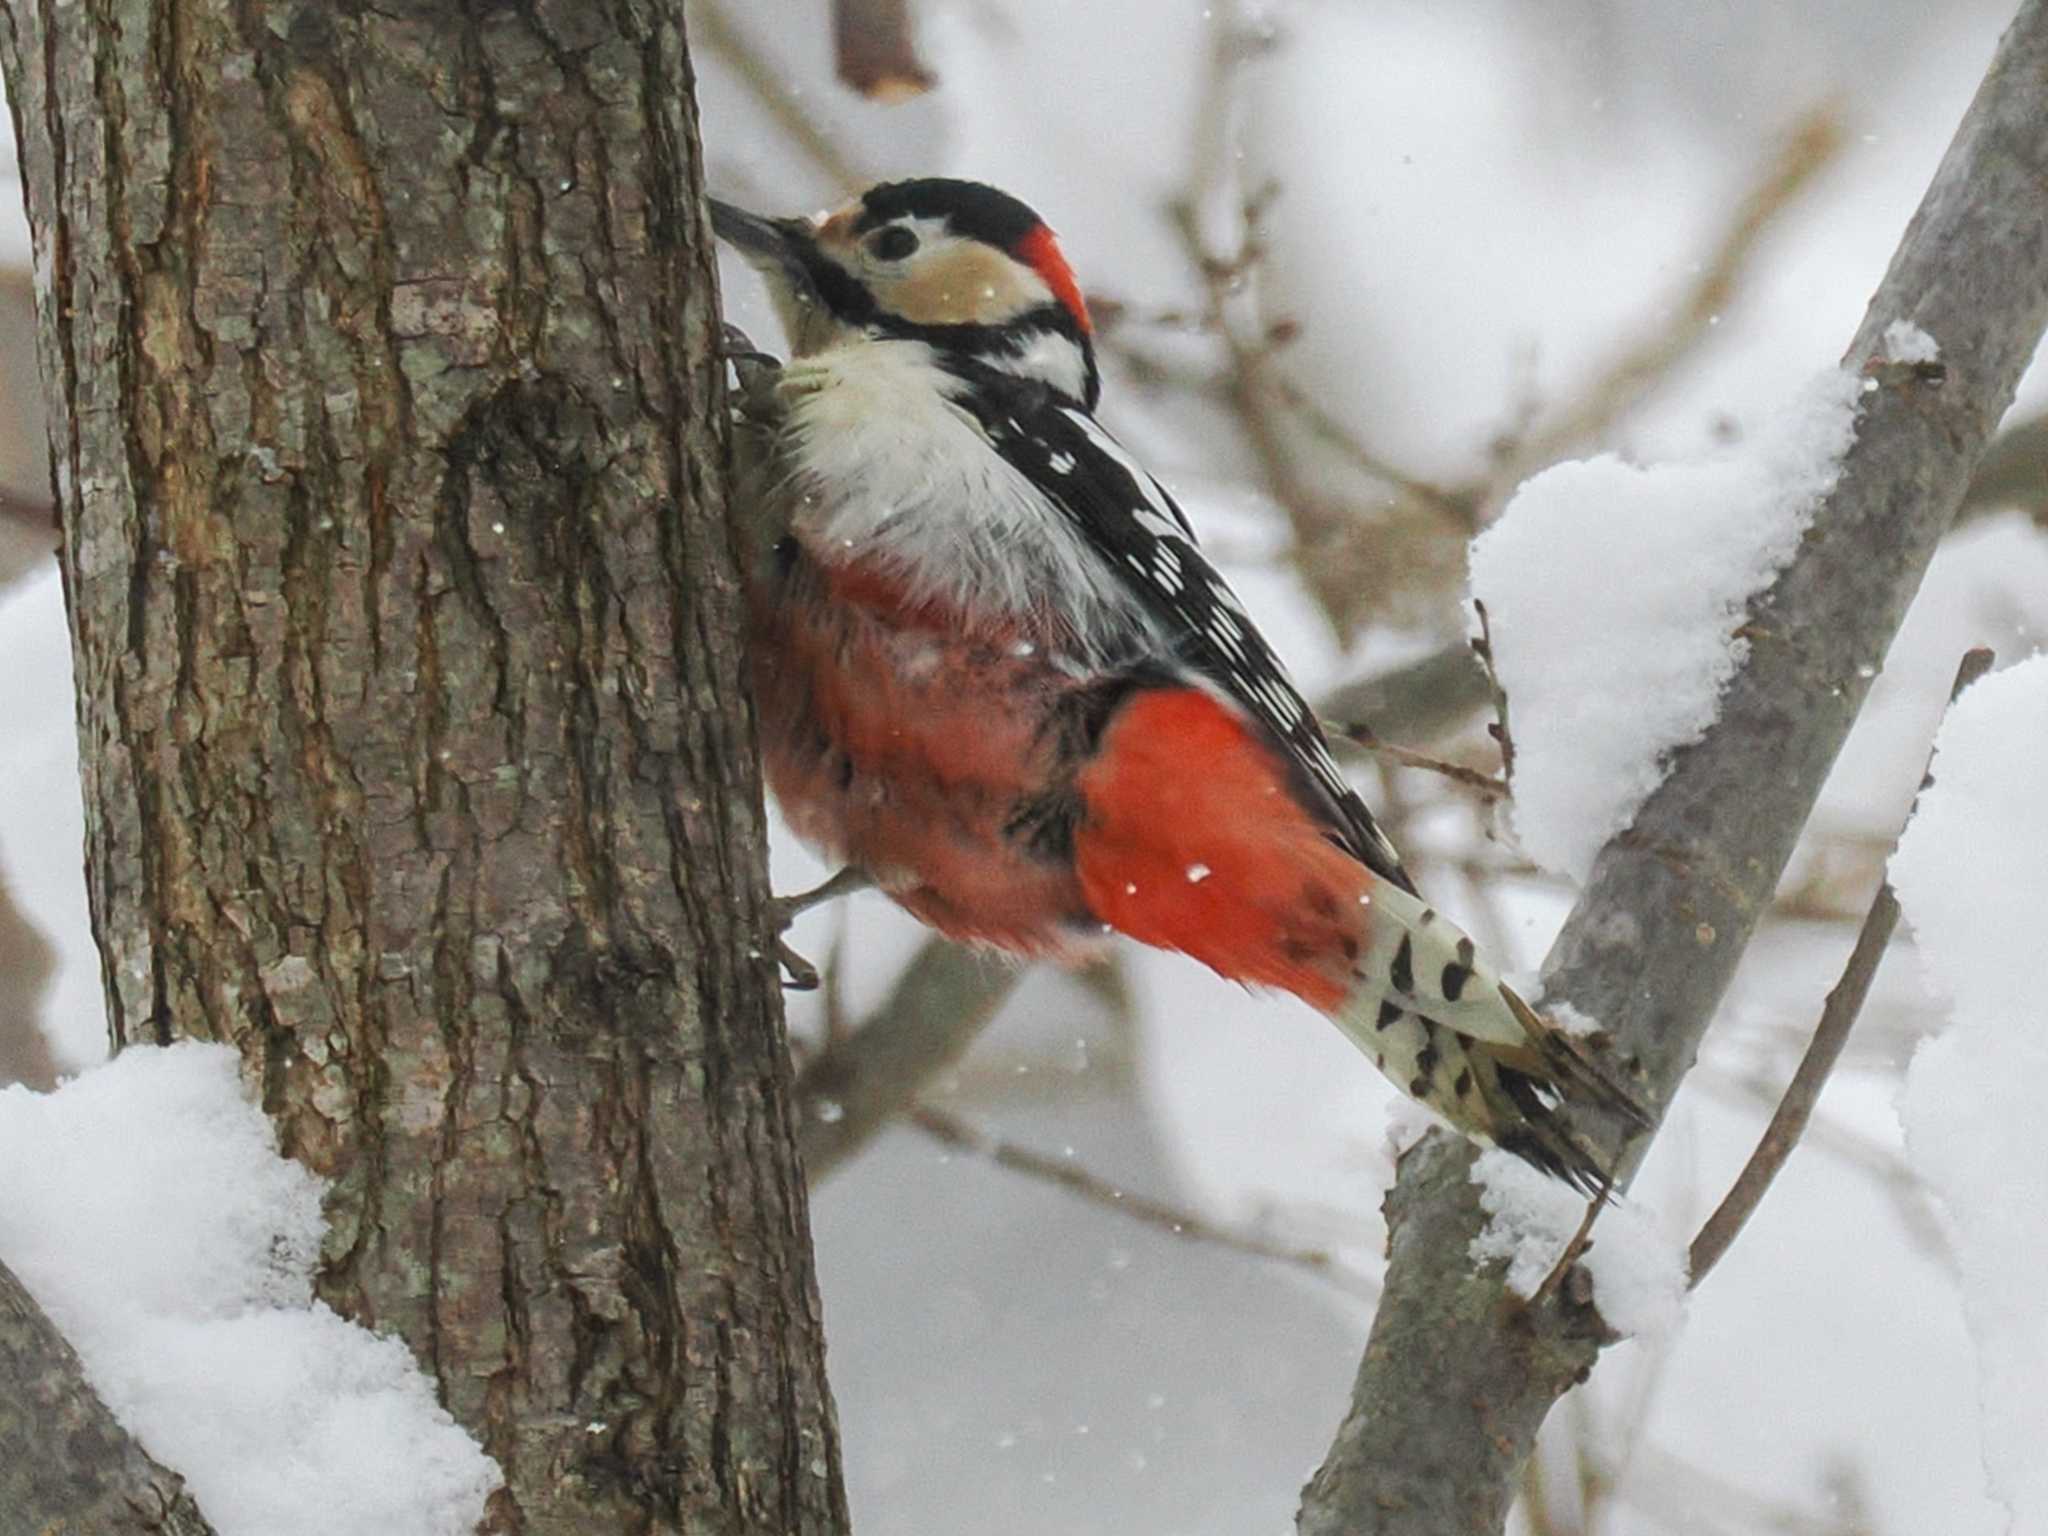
xmin=1062 ymin=408 xmax=1197 ymax=540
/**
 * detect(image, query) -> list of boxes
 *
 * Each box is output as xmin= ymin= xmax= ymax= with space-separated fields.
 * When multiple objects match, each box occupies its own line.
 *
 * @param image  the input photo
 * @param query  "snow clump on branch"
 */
xmin=0 ymin=1042 xmax=502 ymax=1536
xmin=1469 ymin=369 xmax=1866 ymax=882
xmin=1467 ymin=1149 xmax=1688 ymax=1340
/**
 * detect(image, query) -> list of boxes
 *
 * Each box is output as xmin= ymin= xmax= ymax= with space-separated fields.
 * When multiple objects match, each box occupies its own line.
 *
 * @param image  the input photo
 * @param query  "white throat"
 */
xmin=777 ymin=339 xmax=1144 ymax=653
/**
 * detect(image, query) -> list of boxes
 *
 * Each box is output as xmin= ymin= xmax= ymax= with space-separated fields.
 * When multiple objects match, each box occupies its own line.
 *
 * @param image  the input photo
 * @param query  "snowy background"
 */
xmin=2 ymin=2 xmax=2044 ymax=1533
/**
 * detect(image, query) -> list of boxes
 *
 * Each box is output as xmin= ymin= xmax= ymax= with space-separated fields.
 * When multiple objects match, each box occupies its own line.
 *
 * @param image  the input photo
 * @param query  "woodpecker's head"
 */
xmin=710 ymin=178 xmax=1100 ymax=409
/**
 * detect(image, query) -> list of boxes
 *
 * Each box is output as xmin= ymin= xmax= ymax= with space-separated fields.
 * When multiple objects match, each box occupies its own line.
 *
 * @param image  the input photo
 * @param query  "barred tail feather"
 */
xmin=1062 ymin=681 xmax=1646 ymax=1188
xmin=1333 ymin=889 xmax=1649 ymax=1193
xmin=1500 ymin=984 xmax=1655 ymax=1135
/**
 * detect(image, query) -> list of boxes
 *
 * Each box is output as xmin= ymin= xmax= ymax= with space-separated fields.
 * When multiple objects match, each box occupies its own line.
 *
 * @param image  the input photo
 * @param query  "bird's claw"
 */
xmin=774 ymin=936 xmax=821 ymax=992
xmin=720 ymin=321 xmax=779 ymax=368
xmin=762 ymin=867 xmax=872 ymax=991
xmin=721 ymin=322 xmax=783 ymax=392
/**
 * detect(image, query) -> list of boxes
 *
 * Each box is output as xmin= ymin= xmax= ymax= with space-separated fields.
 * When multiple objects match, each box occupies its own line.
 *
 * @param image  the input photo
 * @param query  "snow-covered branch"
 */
xmin=0 ymin=1258 xmax=216 ymax=1535
xmin=1300 ymin=4 xmax=2048 ymax=1531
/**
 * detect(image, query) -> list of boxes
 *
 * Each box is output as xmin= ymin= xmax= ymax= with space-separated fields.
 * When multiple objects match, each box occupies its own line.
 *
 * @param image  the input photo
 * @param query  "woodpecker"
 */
xmin=711 ymin=179 xmax=1646 ymax=1190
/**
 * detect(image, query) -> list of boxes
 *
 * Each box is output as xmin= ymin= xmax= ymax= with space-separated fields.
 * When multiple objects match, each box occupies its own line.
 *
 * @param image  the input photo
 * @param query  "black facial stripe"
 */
xmin=885 ymin=304 xmax=1083 ymax=357
xmin=798 ymin=245 xmax=879 ymax=325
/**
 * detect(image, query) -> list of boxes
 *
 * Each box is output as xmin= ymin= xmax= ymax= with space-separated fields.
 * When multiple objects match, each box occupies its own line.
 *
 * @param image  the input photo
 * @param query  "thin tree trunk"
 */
xmin=0 ymin=2 xmax=848 ymax=1531
xmin=1299 ymin=4 xmax=2048 ymax=1531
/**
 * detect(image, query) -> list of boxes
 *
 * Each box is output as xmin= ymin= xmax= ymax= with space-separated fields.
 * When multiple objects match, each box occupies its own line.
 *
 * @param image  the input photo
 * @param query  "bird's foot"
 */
xmin=764 ymin=867 xmax=873 ymax=991
xmin=721 ymin=323 xmax=785 ymax=418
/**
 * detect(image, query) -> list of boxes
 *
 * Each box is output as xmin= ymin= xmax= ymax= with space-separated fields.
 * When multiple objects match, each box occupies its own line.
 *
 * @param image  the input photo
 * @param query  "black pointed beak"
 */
xmin=708 ymin=196 xmax=860 ymax=324
xmin=707 ymin=197 xmax=816 ymax=274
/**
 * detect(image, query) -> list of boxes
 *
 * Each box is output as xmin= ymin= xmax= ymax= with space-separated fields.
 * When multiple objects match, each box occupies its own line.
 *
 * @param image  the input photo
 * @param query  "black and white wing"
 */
xmin=970 ymin=385 xmax=1417 ymax=896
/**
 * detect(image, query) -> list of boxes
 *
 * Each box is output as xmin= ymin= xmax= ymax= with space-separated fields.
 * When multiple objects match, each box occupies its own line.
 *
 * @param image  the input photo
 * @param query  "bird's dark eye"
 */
xmin=869 ymin=225 xmax=920 ymax=262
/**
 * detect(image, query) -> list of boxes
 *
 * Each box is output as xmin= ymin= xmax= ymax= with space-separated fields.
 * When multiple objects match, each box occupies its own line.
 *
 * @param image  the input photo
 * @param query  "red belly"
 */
xmin=750 ymin=556 xmax=1101 ymax=958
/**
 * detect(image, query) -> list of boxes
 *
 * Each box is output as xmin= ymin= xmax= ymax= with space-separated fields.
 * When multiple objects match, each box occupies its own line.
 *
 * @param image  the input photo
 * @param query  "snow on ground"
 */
xmin=0 ymin=1043 xmax=501 ymax=1536
xmin=1469 ymin=368 xmax=1863 ymax=881
xmin=1891 ymin=657 xmax=2048 ymax=1531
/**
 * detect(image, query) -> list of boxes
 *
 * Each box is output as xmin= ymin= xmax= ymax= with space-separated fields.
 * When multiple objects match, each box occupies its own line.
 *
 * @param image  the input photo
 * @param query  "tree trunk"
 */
xmin=0 ymin=2 xmax=848 ymax=1531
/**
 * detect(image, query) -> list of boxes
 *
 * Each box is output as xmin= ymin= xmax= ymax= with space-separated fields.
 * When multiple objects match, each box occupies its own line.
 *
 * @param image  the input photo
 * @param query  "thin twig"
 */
xmin=1688 ymin=1065 xmax=1954 ymax=1269
xmin=1317 ymin=642 xmax=1493 ymax=749
xmin=1527 ymin=1172 xmax=1611 ymax=1311
xmin=1686 ymin=647 xmax=1994 ymax=1287
xmin=1155 ymin=4 xmax=1474 ymax=634
xmin=796 ymin=938 xmax=1023 ymax=1179
xmin=1328 ymin=720 xmax=1507 ymax=801
xmin=906 ymin=1103 xmax=1381 ymax=1302
xmin=1469 ymin=598 xmax=1516 ymax=784
xmin=1274 ymin=376 xmax=1482 ymax=530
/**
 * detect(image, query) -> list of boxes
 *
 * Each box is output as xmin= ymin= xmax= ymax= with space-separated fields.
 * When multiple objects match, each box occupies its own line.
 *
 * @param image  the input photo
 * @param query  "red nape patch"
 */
xmin=1073 ymin=688 xmax=1372 ymax=1012
xmin=1014 ymin=223 xmax=1092 ymax=335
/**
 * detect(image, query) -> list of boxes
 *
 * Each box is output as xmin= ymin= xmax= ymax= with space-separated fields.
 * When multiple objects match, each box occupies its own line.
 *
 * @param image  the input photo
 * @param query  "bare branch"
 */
xmin=832 ymin=0 xmax=935 ymax=101
xmin=1958 ymin=408 xmax=2048 ymax=523
xmin=1470 ymin=598 xmax=1516 ymax=784
xmin=1148 ymin=4 xmax=1476 ymax=635
xmin=1301 ymin=7 xmax=2048 ymax=1529
xmin=1318 ymin=642 xmax=1494 ymax=749
xmin=1274 ymin=374 xmax=1483 ymax=531
xmin=796 ymin=937 xmax=1022 ymax=1179
xmin=906 ymin=1104 xmax=1381 ymax=1302
xmin=1329 ymin=721 xmax=1507 ymax=802
xmin=1687 ymin=880 xmax=1902 ymax=1288
xmin=1687 ymin=646 xmax=1993 ymax=1285
xmin=0 ymin=1259 xmax=219 ymax=1534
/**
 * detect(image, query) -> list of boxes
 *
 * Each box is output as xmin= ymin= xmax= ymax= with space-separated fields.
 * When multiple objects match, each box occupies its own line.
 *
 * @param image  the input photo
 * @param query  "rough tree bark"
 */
xmin=0 ymin=2 xmax=849 ymax=1532
xmin=1300 ymin=5 xmax=2048 ymax=1532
